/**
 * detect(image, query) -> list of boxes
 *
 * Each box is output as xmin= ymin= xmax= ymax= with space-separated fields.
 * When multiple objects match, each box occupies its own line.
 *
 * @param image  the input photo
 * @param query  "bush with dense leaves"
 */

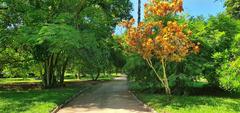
xmin=217 ymin=34 xmax=240 ymax=92
xmin=218 ymin=57 xmax=240 ymax=92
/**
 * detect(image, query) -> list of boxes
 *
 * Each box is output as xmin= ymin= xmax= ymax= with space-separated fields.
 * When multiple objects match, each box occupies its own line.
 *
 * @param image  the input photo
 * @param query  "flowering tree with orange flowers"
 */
xmin=120 ymin=0 xmax=200 ymax=95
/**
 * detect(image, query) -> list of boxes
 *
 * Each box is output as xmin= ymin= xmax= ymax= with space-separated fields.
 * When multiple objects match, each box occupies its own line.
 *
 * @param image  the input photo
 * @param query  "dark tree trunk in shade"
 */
xmin=137 ymin=0 xmax=141 ymax=24
xmin=59 ymin=57 xmax=69 ymax=86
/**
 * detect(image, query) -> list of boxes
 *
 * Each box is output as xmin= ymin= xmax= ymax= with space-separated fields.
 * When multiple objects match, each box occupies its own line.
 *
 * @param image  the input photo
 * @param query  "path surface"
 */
xmin=58 ymin=75 xmax=152 ymax=113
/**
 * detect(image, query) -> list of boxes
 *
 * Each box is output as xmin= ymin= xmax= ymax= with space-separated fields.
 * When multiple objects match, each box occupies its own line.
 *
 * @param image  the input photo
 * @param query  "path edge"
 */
xmin=50 ymin=87 xmax=90 ymax=113
xmin=129 ymin=90 xmax=158 ymax=113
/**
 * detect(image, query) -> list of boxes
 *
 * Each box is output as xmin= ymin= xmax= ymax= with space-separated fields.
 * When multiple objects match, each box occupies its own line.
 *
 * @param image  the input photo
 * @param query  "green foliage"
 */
xmin=0 ymin=0 xmax=132 ymax=87
xmin=217 ymin=34 xmax=240 ymax=92
xmin=218 ymin=57 xmax=240 ymax=92
xmin=225 ymin=0 xmax=240 ymax=19
xmin=79 ymin=41 xmax=111 ymax=80
xmin=109 ymin=36 xmax=126 ymax=69
xmin=0 ymin=48 xmax=33 ymax=78
xmin=124 ymin=55 xmax=161 ymax=93
xmin=231 ymin=34 xmax=240 ymax=56
xmin=34 ymin=24 xmax=83 ymax=56
xmin=186 ymin=13 xmax=240 ymax=87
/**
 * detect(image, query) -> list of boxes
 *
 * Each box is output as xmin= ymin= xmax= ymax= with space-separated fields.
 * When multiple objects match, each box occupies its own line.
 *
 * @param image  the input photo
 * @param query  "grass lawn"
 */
xmin=129 ymin=81 xmax=240 ymax=113
xmin=0 ymin=86 xmax=84 ymax=113
xmin=0 ymin=78 xmax=41 ymax=84
xmin=0 ymin=74 xmax=115 ymax=113
xmin=0 ymin=74 xmax=115 ymax=85
xmin=136 ymin=93 xmax=240 ymax=113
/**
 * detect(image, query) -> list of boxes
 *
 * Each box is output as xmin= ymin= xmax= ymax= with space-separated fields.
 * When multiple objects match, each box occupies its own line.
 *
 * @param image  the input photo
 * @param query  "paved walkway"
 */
xmin=58 ymin=75 xmax=152 ymax=113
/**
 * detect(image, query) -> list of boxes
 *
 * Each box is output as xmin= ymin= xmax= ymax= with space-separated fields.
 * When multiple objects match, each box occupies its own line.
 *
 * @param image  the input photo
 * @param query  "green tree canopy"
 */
xmin=225 ymin=0 xmax=240 ymax=19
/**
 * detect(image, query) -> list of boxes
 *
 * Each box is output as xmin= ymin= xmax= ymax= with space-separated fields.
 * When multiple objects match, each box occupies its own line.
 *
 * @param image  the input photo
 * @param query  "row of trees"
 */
xmin=0 ymin=0 xmax=132 ymax=88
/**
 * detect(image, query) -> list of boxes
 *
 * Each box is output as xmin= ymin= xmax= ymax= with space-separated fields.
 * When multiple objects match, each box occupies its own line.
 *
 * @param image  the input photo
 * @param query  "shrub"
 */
xmin=218 ymin=57 xmax=240 ymax=92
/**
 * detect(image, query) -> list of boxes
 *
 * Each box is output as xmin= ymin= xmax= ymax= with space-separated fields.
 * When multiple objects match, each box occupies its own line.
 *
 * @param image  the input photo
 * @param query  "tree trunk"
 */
xmin=46 ymin=54 xmax=54 ymax=87
xmin=42 ymin=61 xmax=47 ymax=87
xmin=137 ymin=0 xmax=141 ymax=24
xmin=116 ymin=68 xmax=118 ymax=76
xmin=145 ymin=58 xmax=171 ymax=95
xmin=59 ymin=57 xmax=69 ymax=86
xmin=39 ymin=65 xmax=43 ymax=79
xmin=78 ymin=70 xmax=81 ymax=79
xmin=49 ymin=54 xmax=56 ymax=87
xmin=0 ymin=64 xmax=3 ymax=78
xmin=161 ymin=59 xmax=171 ymax=95
xmin=103 ymin=69 xmax=106 ymax=76
xmin=43 ymin=54 xmax=58 ymax=88
xmin=109 ymin=68 xmax=112 ymax=76
xmin=94 ymin=70 xmax=101 ymax=81
xmin=90 ymin=73 xmax=95 ymax=81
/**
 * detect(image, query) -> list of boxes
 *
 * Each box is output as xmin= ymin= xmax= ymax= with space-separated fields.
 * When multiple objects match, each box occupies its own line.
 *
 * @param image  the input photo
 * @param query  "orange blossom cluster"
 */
xmin=144 ymin=0 xmax=183 ymax=17
xmin=120 ymin=0 xmax=200 ymax=62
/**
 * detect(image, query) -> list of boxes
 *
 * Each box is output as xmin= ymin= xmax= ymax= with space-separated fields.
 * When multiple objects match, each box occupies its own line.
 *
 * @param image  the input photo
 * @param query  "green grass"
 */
xmin=0 ymin=78 xmax=81 ymax=84
xmin=129 ymin=80 xmax=240 ymax=113
xmin=0 ymin=74 xmax=114 ymax=112
xmin=0 ymin=78 xmax=41 ymax=84
xmin=0 ymin=86 xmax=83 ymax=113
xmin=0 ymin=74 xmax=115 ymax=113
xmin=136 ymin=93 xmax=240 ymax=113
xmin=0 ymin=74 xmax=115 ymax=85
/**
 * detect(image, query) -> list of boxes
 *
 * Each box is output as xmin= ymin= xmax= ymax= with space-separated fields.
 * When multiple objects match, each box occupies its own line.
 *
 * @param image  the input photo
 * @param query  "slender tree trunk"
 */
xmin=46 ymin=55 xmax=54 ymax=87
xmin=103 ymin=69 xmax=106 ymax=76
xmin=137 ymin=0 xmax=141 ymax=24
xmin=0 ymin=64 xmax=3 ymax=78
xmin=39 ymin=64 xmax=43 ymax=79
xmin=146 ymin=59 xmax=164 ymax=85
xmin=78 ymin=70 xmax=81 ymax=79
xmin=49 ymin=54 xmax=55 ymax=87
xmin=161 ymin=59 xmax=171 ymax=95
xmin=53 ymin=56 xmax=58 ymax=87
xmin=59 ymin=57 xmax=69 ymax=86
xmin=94 ymin=70 xmax=101 ymax=81
xmin=109 ymin=68 xmax=112 ymax=76
xmin=90 ymin=74 xmax=95 ymax=81
xmin=116 ymin=67 xmax=118 ymax=76
xmin=145 ymin=58 xmax=171 ymax=95
xmin=42 ymin=61 xmax=47 ymax=87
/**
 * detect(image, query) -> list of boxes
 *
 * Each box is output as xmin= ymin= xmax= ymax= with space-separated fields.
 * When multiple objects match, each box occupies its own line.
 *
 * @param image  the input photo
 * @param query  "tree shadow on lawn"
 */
xmin=0 ymin=86 xmax=83 ymax=113
xmin=189 ymin=86 xmax=240 ymax=98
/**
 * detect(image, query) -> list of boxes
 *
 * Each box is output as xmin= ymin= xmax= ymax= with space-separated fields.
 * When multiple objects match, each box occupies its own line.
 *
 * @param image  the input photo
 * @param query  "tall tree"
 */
xmin=120 ymin=0 xmax=199 ymax=95
xmin=137 ymin=0 xmax=141 ymax=24
xmin=0 ymin=0 xmax=132 ymax=88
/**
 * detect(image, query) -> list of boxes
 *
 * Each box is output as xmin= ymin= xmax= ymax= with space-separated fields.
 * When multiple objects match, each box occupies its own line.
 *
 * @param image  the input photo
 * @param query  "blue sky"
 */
xmin=115 ymin=0 xmax=225 ymax=34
